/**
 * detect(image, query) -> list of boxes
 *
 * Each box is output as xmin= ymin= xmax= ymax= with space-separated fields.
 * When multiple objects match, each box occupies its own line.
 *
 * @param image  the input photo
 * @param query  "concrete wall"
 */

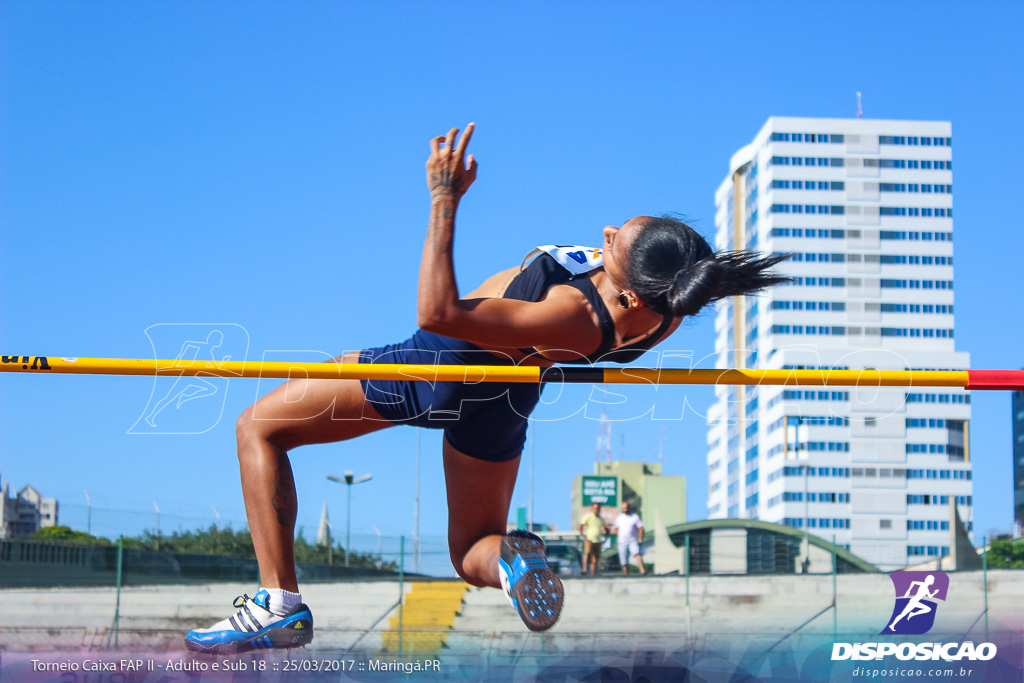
xmin=2 ymin=572 xmax=1019 ymax=654
xmin=0 ymin=580 xmax=410 ymax=652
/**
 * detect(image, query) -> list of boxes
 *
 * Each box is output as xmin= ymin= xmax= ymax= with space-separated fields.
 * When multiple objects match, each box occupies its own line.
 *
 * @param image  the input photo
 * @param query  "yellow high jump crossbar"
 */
xmin=2 ymin=356 xmax=1022 ymax=390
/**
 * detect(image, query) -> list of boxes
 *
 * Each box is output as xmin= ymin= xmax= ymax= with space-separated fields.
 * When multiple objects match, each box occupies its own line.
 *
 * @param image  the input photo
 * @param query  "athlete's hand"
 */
xmin=427 ymin=124 xmax=477 ymax=201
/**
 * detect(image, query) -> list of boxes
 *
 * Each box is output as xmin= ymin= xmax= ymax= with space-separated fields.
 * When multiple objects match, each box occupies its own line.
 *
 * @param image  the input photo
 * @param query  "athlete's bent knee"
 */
xmin=449 ymin=552 xmax=490 ymax=588
xmin=235 ymin=404 xmax=288 ymax=452
xmin=235 ymin=407 xmax=263 ymax=453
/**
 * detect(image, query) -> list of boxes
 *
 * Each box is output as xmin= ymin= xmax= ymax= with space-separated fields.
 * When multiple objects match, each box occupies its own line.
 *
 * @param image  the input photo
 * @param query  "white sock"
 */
xmin=263 ymin=588 xmax=302 ymax=616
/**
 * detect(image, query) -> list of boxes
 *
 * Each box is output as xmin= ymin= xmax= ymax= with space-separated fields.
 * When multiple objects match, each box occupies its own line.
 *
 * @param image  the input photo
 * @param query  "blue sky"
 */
xmin=2 ymin=2 xmax=1022 ymax=554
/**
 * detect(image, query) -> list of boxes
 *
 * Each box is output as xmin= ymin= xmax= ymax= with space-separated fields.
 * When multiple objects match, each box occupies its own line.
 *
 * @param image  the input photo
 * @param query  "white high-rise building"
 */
xmin=706 ymin=117 xmax=972 ymax=571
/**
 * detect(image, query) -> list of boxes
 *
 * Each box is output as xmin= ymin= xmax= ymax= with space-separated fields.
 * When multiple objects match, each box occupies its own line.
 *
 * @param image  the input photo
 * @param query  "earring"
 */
xmin=619 ymin=293 xmax=630 ymax=310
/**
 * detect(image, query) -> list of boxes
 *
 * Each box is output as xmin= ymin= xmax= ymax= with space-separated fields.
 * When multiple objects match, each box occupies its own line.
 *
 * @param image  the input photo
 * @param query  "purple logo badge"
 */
xmin=881 ymin=571 xmax=949 ymax=635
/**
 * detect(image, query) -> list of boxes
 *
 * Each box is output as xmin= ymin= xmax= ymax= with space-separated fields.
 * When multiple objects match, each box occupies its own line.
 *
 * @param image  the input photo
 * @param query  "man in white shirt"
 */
xmin=612 ymin=501 xmax=646 ymax=575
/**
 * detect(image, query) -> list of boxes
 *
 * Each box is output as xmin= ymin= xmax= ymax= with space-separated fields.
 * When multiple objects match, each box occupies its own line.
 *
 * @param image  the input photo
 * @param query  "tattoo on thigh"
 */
xmin=271 ymin=463 xmax=297 ymax=528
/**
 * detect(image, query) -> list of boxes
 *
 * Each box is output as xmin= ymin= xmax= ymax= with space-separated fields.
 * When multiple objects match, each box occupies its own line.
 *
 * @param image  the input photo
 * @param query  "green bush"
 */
xmin=985 ymin=537 xmax=1024 ymax=569
xmin=32 ymin=524 xmax=392 ymax=569
xmin=120 ymin=524 xmax=391 ymax=569
xmin=31 ymin=526 xmax=110 ymax=545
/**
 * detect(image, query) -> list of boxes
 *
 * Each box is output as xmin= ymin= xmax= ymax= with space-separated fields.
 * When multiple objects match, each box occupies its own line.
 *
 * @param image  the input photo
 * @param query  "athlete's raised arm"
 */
xmin=417 ymin=124 xmax=477 ymax=334
xmin=416 ymin=125 xmax=793 ymax=357
xmin=416 ymin=125 xmax=600 ymax=354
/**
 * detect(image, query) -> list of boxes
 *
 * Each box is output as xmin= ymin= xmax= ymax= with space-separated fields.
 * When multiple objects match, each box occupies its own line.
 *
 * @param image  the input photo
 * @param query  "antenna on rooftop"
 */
xmin=597 ymin=410 xmax=612 ymax=463
xmin=856 ymin=91 xmax=863 ymax=119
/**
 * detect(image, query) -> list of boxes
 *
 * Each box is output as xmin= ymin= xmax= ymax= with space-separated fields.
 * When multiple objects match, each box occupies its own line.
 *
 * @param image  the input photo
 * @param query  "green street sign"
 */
xmin=581 ymin=476 xmax=618 ymax=506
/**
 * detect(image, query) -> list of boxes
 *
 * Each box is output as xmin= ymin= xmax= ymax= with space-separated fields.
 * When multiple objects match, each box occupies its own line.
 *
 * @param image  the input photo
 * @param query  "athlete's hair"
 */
xmin=625 ymin=215 xmax=792 ymax=318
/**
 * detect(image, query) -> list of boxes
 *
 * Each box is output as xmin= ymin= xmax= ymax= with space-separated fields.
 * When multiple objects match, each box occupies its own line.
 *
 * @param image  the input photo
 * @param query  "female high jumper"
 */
xmin=185 ymin=124 xmax=790 ymax=653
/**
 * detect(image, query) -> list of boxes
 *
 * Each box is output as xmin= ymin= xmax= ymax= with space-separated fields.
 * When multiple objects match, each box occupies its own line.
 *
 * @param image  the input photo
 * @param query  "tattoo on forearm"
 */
xmin=433 ymin=237 xmax=452 ymax=255
xmin=429 ymin=171 xmax=456 ymax=196
xmin=271 ymin=462 xmax=297 ymax=528
xmin=427 ymin=203 xmax=455 ymax=255
xmin=427 ymin=223 xmax=452 ymax=255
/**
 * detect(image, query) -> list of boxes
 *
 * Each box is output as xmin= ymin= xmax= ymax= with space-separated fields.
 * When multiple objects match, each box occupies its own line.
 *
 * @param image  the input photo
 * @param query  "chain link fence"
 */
xmin=0 ymin=534 xmax=459 ymax=589
xmin=2 ymin=525 xmax=1021 ymax=658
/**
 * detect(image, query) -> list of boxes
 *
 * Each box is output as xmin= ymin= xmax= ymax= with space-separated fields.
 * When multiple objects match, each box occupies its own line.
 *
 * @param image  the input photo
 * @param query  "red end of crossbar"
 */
xmin=966 ymin=370 xmax=1024 ymax=391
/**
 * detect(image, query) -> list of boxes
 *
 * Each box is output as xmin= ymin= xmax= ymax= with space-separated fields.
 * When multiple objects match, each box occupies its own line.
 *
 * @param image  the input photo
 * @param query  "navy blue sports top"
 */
xmin=502 ymin=252 xmax=673 ymax=364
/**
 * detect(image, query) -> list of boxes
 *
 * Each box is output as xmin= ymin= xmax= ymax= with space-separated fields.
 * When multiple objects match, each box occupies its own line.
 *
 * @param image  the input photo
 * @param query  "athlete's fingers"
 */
xmin=430 ymin=135 xmax=444 ymax=156
xmin=466 ymin=154 xmax=478 ymax=180
xmin=444 ymin=127 xmax=458 ymax=153
xmin=454 ymin=122 xmax=475 ymax=162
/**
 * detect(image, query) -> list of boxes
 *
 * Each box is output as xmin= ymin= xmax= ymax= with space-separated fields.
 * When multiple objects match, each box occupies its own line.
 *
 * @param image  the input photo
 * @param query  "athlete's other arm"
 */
xmin=417 ymin=125 xmax=599 ymax=353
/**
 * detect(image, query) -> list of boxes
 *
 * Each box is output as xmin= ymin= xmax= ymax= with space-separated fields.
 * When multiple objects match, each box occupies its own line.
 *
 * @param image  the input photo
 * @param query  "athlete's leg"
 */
xmin=236 ymin=352 xmax=392 ymax=591
xmin=442 ymin=438 xmax=520 ymax=588
xmin=442 ymin=439 xmax=563 ymax=632
xmin=186 ymin=352 xmax=400 ymax=653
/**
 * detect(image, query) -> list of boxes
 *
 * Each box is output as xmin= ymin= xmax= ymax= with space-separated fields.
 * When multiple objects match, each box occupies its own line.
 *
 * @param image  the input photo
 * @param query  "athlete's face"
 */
xmin=602 ymin=216 xmax=651 ymax=293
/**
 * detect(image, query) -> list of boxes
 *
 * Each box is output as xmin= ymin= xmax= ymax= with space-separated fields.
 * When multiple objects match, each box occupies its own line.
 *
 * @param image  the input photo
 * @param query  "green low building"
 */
xmin=572 ymin=460 xmax=686 ymax=534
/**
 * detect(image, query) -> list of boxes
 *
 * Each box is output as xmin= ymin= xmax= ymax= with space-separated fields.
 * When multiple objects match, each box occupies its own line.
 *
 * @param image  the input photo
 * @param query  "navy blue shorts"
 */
xmin=358 ymin=330 xmax=545 ymax=462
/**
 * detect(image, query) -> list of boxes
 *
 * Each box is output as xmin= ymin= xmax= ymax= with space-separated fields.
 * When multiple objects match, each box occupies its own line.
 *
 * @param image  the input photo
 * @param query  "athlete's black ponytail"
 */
xmin=626 ymin=216 xmax=791 ymax=318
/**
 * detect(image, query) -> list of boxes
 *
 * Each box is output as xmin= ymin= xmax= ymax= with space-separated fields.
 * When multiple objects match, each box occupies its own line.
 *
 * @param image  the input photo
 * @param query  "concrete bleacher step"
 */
xmin=0 ymin=581 xmax=411 ymax=652
xmin=379 ymin=581 xmax=469 ymax=656
xmin=4 ymin=573 xmax=1022 ymax=653
xmin=452 ymin=580 xmax=868 ymax=637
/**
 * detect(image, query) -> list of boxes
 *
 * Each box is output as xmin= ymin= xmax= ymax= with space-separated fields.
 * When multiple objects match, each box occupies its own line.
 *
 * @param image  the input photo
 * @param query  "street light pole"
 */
xmin=529 ymin=420 xmax=534 ymax=532
xmin=787 ymin=416 xmax=810 ymax=573
xmin=327 ymin=472 xmax=372 ymax=567
xmin=795 ymin=417 xmax=809 ymax=573
xmin=346 ymin=476 xmax=353 ymax=566
xmin=326 ymin=520 xmax=333 ymax=566
xmin=804 ymin=461 xmax=810 ymax=571
xmin=371 ymin=523 xmax=382 ymax=569
xmin=84 ymin=490 xmax=91 ymax=536
xmin=153 ymin=501 xmax=160 ymax=551
xmin=415 ymin=429 xmax=420 ymax=573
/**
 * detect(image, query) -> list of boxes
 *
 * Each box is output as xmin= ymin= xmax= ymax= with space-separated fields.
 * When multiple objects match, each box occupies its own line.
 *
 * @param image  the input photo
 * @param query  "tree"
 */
xmin=32 ymin=524 xmax=393 ymax=570
xmin=293 ymin=527 xmax=391 ymax=569
xmin=118 ymin=525 xmax=392 ymax=568
xmin=985 ymin=537 xmax=1024 ymax=569
xmin=31 ymin=526 xmax=110 ymax=545
xmin=122 ymin=525 xmax=256 ymax=557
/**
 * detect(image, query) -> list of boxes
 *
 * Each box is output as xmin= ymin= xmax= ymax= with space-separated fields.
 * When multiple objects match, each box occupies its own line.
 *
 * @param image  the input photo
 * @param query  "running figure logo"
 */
xmin=881 ymin=571 xmax=949 ymax=635
xmin=129 ymin=324 xmax=249 ymax=435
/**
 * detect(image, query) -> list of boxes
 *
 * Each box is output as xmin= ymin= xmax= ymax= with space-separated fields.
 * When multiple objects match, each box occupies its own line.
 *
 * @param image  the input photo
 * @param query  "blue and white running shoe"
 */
xmin=498 ymin=530 xmax=563 ymax=631
xmin=185 ymin=589 xmax=313 ymax=654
